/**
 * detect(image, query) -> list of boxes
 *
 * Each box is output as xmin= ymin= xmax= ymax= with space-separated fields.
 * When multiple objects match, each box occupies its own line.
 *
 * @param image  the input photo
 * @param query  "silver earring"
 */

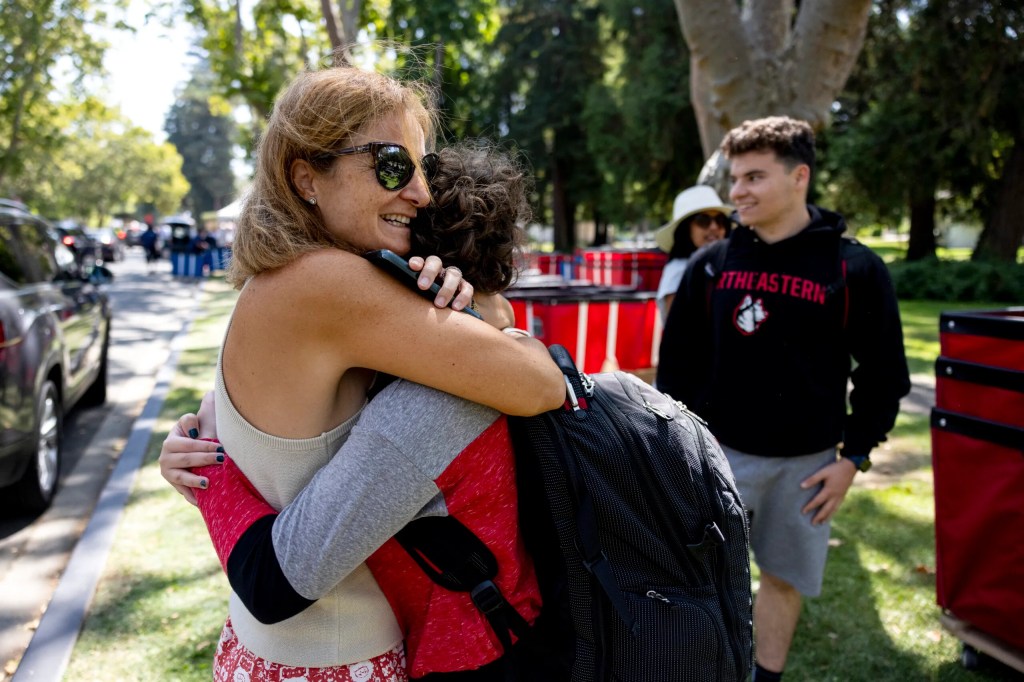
xmin=307 ymin=197 xmax=317 ymax=206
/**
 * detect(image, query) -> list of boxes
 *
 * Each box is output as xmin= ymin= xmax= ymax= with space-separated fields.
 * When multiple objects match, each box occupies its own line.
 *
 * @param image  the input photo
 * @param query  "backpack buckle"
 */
xmin=470 ymin=580 xmax=506 ymax=615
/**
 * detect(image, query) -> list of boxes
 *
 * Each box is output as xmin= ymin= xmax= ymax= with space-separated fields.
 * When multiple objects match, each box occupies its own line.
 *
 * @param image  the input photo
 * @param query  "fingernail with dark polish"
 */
xmin=200 ymin=478 xmax=208 ymax=489
xmin=188 ymin=428 xmax=199 ymax=439
xmin=216 ymin=455 xmax=225 ymax=463
xmin=216 ymin=446 xmax=225 ymax=453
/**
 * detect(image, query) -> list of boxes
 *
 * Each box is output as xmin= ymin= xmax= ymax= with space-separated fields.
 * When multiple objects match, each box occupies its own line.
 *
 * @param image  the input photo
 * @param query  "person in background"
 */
xmin=654 ymin=185 xmax=732 ymax=320
xmin=157 ymin=63 xmax=565 ymax=682
xmin=656 ymin=116 xmax=910 ymax=682
xmin=139 ymin=223 xmax=160 ymax=273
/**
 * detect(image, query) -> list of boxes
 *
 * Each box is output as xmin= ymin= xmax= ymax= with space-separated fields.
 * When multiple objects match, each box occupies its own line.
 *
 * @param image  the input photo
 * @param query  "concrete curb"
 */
xmin=11 ymin=292 xmax=199 ymax=681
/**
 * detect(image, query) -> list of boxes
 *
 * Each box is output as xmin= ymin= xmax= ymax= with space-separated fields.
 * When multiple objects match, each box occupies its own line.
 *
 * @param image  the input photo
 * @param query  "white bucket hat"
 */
xmin=654 ymin=186 xmax=732 ymax=253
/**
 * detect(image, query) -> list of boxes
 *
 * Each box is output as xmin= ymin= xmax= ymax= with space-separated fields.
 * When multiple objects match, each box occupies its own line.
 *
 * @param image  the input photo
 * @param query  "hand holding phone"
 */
xmin=364 ymin=249 xmax=483 ymax=320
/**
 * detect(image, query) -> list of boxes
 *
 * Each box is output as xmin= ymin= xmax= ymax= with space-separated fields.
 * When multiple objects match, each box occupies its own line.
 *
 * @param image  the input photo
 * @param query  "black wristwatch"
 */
xmin=844 ymin=454 xmax=872 ymax=473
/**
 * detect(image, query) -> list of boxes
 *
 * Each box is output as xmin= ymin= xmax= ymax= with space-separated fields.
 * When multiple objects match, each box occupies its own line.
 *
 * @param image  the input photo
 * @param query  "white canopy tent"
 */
xmin=215 ymin=198 xmax=242 ymax=221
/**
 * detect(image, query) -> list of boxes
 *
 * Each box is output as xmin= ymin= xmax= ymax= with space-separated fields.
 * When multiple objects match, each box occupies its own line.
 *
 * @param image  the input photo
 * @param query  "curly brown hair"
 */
xmin=410 ymin=141 xmax=531 ymax=294
xmin=720 ymin=116 xmax=816 ymax=174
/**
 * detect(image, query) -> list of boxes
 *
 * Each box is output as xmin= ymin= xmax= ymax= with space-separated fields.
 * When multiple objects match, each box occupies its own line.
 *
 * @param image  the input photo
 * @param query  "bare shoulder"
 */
xmin=240 ymin=249 xmax=383 ymax=313
xmin=272 ymin=249 xmax=375 ymax=291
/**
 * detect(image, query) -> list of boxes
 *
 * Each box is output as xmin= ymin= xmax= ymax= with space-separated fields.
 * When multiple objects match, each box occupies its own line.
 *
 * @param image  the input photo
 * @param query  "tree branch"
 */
xmin=321 ymin=0 xmax=342 ymax=52
xmin=791 ymin=0 xmax=872 ymax=128
xmin=673 ymin=0 xmax=752 ymax=155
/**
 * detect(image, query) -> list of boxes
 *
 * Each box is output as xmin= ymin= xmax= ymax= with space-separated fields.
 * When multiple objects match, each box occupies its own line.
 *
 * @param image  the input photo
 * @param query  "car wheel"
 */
xmin=10 ymin=379 xmax=63 ymax=513
xmin=80 ymin=332 xmax=109 ymax=407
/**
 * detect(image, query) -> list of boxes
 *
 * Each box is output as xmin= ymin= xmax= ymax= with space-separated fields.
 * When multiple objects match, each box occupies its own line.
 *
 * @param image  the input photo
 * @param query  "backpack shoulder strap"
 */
xmin=701 ymin=239 xmax=731 ymax=317
xmin=834 ymin=236 xmax=856 ymax=330
xmin=700 ymin=238 xmax=730 ymax=281
xmin=546 ymin=346 xmax=638 ymax=636
xmin=395 ymin=515 xmax=531 ymax=659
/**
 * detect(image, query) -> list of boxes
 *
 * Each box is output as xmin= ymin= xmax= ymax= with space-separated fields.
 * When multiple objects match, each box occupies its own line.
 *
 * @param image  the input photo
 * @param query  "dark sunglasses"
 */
xmin=318 ymin=142 xmax=439 ymax=191
xmin=691 ymin=213 xmax=730 ymax=229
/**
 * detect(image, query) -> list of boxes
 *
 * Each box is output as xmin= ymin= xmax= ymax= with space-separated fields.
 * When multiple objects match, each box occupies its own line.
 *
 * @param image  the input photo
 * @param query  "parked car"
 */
xmin=0 ymin=199 xmax=113 ymax=513
xmin=88 ymin=227 xmax=125 ymax=263
xmin=53 ymin=223 xmax=101 ymax=269
xmin=121 ymin=221 xmax=143 ymax=248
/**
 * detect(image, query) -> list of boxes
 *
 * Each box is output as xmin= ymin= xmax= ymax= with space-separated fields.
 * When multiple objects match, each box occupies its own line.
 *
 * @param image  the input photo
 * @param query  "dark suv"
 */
xmin=53 ymin=223 xmax=101 ymax=269
xmin=0 ymin=199 xmax=112 ymax=513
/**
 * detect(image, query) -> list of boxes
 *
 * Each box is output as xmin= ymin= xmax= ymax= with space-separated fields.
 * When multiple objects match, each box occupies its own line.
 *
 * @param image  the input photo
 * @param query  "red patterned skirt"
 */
xmin=213 ymin=618 xmax=408 ymax=682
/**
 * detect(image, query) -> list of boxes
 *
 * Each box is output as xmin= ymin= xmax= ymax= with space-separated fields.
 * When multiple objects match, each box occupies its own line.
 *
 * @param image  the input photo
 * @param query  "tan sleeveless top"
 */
xmin=213 ymin=319 xmax=402 ymax=667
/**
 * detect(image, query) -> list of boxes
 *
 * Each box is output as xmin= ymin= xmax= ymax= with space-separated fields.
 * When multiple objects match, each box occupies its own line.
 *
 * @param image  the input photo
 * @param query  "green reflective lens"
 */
xmin=375 ymin=145 xmax=412 ymax=190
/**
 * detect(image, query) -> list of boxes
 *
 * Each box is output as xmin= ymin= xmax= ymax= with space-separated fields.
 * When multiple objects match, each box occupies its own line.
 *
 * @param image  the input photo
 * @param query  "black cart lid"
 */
xmin=939 ymin=308 xmax=1024 ymax=341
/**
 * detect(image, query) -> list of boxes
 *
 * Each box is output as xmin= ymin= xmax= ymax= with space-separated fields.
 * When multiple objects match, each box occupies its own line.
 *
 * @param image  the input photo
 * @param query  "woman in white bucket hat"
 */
xmin=654 ymin=185 xmax=733 ymax=319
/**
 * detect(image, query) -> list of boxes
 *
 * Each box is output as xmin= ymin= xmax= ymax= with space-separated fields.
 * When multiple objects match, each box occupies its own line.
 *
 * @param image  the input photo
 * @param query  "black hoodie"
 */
xmin=656 ymin=205 xmax=910 ymax=458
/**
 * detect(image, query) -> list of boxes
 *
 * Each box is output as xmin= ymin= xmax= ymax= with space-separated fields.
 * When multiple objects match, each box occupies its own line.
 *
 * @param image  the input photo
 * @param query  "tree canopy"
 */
xmin=164 ymin=63 xmax=238 ymax=215
xmin=2 ymin=0 xmax=1020 ymax=261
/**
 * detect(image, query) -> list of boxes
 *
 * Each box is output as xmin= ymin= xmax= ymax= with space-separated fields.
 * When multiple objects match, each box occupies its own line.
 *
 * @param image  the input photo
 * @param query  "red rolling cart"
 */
xmin=506 ymin=286 xmax=661 ymax=375
xmin=576 ymin=248 xmax=668 ymax=291
xmin=931 ymin=307 xmax=1024 ymax=672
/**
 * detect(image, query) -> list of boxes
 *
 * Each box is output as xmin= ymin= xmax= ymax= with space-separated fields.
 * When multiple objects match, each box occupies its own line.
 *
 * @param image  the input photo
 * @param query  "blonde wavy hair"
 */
xmin=228 ymin=66 xmax=436 ymax=288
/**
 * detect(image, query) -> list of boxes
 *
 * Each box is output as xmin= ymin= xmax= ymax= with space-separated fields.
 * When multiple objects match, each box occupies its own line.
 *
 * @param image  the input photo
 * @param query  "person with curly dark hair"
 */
xmin=409 ymin=142 xmax=529 ymax=295
xmin=160 ymin=140 xmax=562 ymax=681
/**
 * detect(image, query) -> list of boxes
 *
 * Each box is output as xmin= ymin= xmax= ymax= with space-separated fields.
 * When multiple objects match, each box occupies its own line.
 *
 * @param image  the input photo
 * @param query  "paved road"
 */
xmin=0 ymin=249 xmax=202 ymax=680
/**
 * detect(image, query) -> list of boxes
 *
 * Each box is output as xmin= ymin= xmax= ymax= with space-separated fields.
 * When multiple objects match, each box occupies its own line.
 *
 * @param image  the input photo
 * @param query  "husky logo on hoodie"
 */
xmin=734 ymin=294 xmax=768 ymax=335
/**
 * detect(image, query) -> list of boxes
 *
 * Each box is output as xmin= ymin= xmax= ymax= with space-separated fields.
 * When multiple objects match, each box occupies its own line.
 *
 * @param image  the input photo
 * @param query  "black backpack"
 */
xmin=398 ymin=344 xmax=753 ymax=681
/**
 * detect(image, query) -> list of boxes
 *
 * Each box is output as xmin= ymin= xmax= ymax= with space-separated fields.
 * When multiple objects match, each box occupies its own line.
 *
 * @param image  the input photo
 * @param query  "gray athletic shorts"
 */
xmin=722 ymin=444 xmax=837 ymax=597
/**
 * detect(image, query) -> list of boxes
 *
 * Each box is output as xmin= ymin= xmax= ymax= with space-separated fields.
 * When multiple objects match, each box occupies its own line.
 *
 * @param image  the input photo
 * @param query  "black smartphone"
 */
xmin=364 ymin=249 xmax=483 ymax=320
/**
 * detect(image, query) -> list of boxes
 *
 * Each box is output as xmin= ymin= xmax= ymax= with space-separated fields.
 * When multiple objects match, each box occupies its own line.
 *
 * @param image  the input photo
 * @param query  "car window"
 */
xmin=20 ymin=221 xmax=60 ymax=283
xmin=1 ymin=213 xmax=63 ymax=285
xmin=0 ymin=222 xmax=22 ymax=283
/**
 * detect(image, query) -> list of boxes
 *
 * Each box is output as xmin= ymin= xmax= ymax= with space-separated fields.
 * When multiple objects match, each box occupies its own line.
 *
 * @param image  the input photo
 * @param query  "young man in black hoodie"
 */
xmin=656 ymin=116 xmax=910 ymax=681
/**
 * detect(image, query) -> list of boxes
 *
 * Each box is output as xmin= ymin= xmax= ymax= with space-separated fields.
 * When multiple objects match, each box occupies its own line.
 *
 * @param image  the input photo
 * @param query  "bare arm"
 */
xmin=243 ymin=250 xmax=564 ymax=417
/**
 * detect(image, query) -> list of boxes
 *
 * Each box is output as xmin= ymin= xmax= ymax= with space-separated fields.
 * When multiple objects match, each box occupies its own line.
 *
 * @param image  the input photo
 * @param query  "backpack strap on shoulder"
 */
xmin=394 ymin=515 xmax=531 ymax=660
xmin=702 ymin=240 xmax=731 ymax=316
xmin=825 ymin=237 xmax=852 ymax=331
xmin=703 ymin=239 xmax=730 ymax=282
xmin=549 ymin=344 xmax=589 ymax=414
xmin=546 ymin=345 xmax=638 ymax=636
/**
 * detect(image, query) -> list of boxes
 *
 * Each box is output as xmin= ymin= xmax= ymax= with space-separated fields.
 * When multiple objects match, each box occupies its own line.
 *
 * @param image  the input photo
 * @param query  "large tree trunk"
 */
xmin=906 ymin=186 xmax=937 ymax=261
xmin=973 ymin=139 xmax=1024 ymax=263
xmin=592 ymin=210 xmax=609 ymax=247
xmin=550 ymin=153 xmax=575 ymax=252
xmin=673 ymin=0 xmax=872 ymax=159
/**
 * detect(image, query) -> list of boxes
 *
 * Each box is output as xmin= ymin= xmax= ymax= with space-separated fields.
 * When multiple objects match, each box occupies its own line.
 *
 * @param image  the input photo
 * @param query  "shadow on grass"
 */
xmin=82 ymin=563 xmax=223 ymax=637
xmin=784 ymin=495 xmax=932 ymax=680
xmin=174 ymin=346 xmax=223 ymax=381
xmin=78 ymin=565 xmax=224 ymax=678
xmin=782 ymin=489 xmax=1024 ymax=681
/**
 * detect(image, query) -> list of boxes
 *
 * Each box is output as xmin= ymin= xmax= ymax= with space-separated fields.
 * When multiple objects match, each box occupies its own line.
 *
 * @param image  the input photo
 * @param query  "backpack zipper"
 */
xmin=645 ymin=588 xmax=730 ymax=677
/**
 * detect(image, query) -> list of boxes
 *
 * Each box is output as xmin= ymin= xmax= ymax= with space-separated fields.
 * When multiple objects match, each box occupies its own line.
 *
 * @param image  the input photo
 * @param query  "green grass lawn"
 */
xmin=63 ymin=282 xmax=1023 ymax=681
xmin=64 ymin=280 xmax=237 ymax=681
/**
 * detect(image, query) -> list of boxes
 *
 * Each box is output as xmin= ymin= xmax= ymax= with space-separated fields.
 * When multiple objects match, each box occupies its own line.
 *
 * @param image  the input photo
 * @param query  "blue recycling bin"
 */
xmin=171 ymin=252 xmax=205 ymax=277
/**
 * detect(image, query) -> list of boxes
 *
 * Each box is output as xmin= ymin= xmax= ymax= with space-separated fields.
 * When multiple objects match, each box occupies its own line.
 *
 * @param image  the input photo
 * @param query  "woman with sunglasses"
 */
xmin=654 ymin=185 xmax=733 ymax=319
xmin=159 ymin=65 xmax=565 ymax=681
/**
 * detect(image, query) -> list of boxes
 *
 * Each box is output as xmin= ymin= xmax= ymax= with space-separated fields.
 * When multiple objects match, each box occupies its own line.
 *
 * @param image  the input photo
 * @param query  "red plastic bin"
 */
xmin=931 ymin=307 xmax=1024 ymax=655
xmin=939 ymin=308 xmax=1024 ymax=371
xmin=576 ymin=248 xmax=668 ymax=291
xmin=931 ymin=410 xmax=1024 ymax=651
xmin=506 ymin=287 xmax=661 ymax=374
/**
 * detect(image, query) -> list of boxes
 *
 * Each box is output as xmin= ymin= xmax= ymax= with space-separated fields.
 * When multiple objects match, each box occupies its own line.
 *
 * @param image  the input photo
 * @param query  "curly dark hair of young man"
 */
xmin=410 ymin=141 xmax=532 ymax=295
